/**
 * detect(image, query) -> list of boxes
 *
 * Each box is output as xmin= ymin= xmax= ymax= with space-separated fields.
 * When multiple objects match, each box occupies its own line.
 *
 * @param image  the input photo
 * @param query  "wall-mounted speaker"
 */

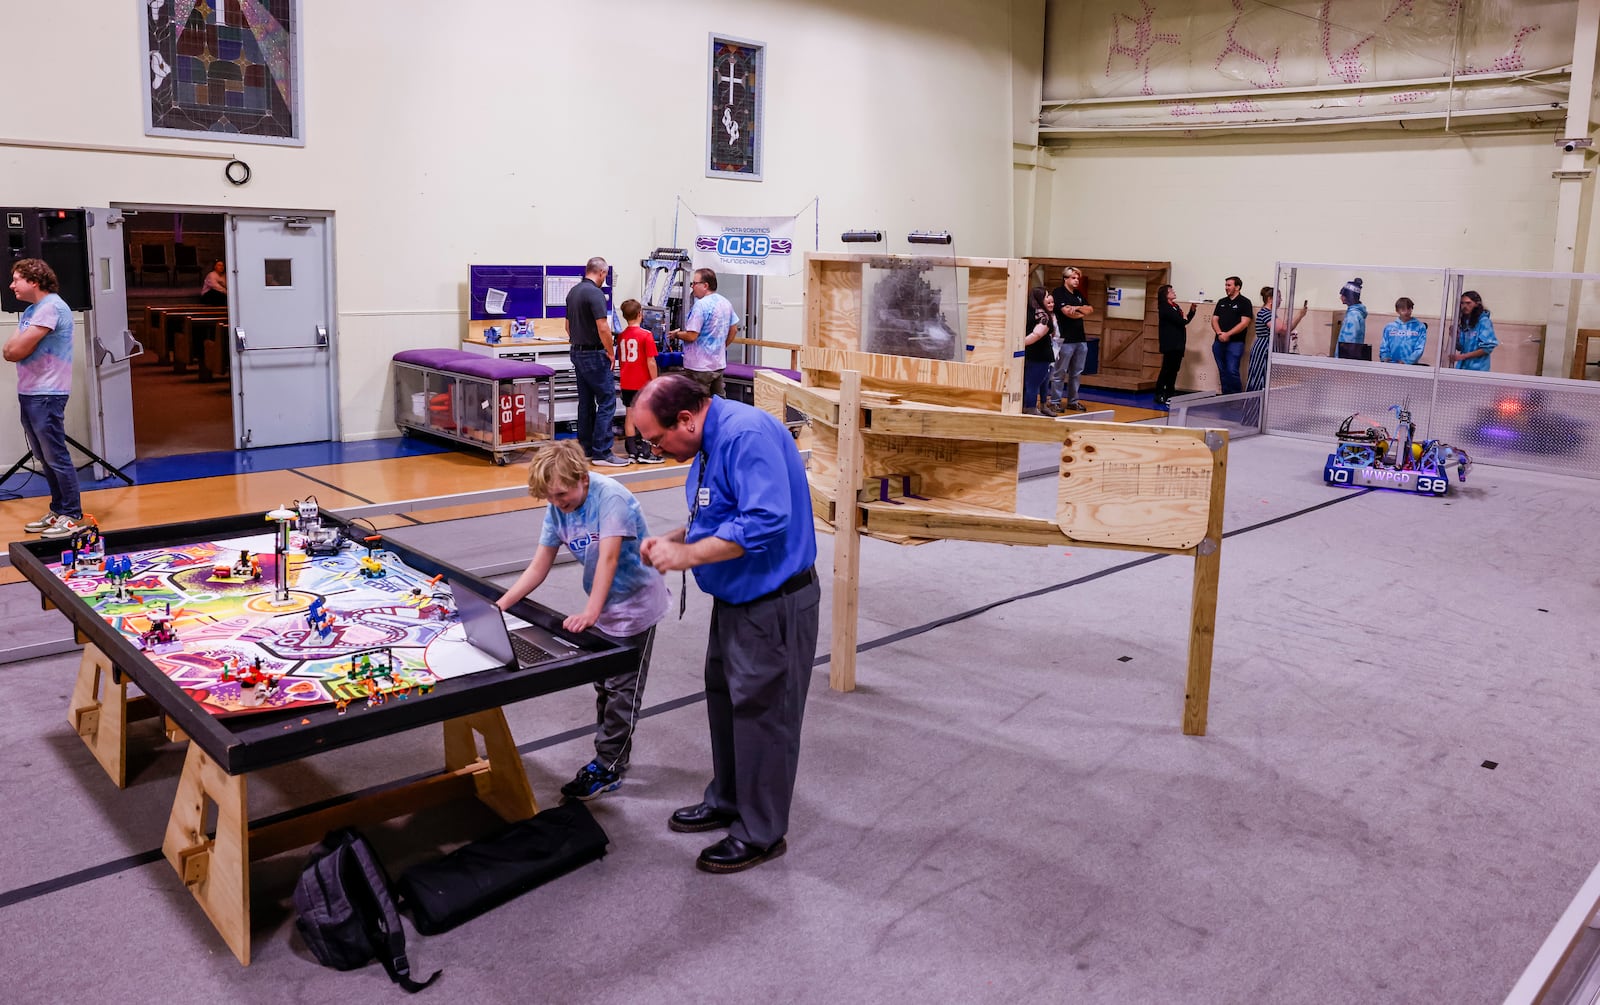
xmin=2 ymin=208 xmax=93 ymax=313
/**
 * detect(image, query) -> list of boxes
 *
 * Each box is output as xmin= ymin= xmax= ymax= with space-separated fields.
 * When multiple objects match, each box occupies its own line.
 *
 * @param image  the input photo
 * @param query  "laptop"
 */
xmin=1336 ymin=342 xmax=1373 ymax=361
xmin=453 ymin=585 xmax=581 ymax=670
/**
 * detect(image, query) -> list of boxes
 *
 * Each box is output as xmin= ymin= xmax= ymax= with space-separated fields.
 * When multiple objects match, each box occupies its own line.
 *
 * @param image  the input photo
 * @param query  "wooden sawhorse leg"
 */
xmin=162 ymin=707 xmax=538 ymax=965
xmin=67 ymin=643 xmax=161 ymax=788
xmin=163 ymin=743 xmax=252 ymax=964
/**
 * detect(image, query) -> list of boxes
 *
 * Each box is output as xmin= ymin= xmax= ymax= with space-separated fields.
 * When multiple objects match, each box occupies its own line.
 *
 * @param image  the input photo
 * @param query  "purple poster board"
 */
xmin=470 ymin=265 xmax=544 ymax=321
xmin=543 ymin=266 xmax=613 ymax=320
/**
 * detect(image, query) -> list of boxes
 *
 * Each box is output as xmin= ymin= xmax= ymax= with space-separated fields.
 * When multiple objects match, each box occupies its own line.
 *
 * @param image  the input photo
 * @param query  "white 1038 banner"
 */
xmin=692 ymin=214 xmax=798 ymax=277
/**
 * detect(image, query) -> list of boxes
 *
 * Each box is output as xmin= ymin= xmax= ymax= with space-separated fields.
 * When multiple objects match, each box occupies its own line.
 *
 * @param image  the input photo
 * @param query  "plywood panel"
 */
xmin=861 ymin=433 xmax=1019 ymax=513
xmin=1056 ymin=426 xmax=1219 ymax=550
xmin=808 ymin=259 xmax=864 ymax=354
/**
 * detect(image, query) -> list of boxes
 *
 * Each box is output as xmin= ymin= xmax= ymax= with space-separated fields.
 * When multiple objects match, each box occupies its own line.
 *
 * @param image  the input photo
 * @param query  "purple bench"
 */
xmin=393 ymin=348 xmax=554 ymax=381
xmin=391 ymin=349 xmax=556 ymax=463
xmin=722 ymin=363 xmax=804 ymax=426
xmin=724 ymin=362 xmax=801 ymax=383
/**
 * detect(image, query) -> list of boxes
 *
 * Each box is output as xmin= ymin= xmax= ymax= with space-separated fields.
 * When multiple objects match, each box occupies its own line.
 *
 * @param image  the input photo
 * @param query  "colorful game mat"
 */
xmin=61 ymin=533 xmax=464 ymax=718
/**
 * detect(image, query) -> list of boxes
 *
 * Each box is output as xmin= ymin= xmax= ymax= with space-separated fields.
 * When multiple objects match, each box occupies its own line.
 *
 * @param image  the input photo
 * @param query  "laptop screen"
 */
xmin=452 ymin=585 xmax=515 ymax=667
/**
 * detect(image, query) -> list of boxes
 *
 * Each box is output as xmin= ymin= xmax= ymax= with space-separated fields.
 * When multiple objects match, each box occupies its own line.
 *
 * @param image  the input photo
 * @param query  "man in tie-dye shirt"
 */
xmin=672 ymin=268 xmax=740 ymax=398
xmin=5 ymin=259 xmax=82 ymax=539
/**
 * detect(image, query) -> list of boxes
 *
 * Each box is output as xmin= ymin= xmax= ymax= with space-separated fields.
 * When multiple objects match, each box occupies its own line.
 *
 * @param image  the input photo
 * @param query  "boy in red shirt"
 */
xmin=615 ymin=299 xmax=664 ymax=464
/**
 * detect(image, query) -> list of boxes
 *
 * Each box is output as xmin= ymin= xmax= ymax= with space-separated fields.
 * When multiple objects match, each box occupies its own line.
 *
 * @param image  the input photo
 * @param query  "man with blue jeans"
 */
xmin=1049 ymin=266 xmax=1094 ymax=412
xmin=565 ymin=256 xmax=627 ymax=467
xmin=1211 ymin=276 xmax=1252 ymax=396
xmin=7 ymin=259 xmax=83 ymax=540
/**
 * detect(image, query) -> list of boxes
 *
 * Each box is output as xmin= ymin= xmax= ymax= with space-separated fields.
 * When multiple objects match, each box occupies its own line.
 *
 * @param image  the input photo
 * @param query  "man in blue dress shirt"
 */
xmin=634 ymin=374 xmax=819 ymax=873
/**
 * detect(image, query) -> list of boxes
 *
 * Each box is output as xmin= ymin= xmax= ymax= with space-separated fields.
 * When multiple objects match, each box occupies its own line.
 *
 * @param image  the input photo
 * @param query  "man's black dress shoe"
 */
xmin=668 ymin=802 xmax=738 ymax=833
xmin=696 ymin=835 xmax=787 ymax=873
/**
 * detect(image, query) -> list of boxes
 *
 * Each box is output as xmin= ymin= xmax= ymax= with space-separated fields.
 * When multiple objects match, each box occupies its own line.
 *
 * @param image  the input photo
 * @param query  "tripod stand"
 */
xmin=2 ymin=433 xmax=134 ymax=491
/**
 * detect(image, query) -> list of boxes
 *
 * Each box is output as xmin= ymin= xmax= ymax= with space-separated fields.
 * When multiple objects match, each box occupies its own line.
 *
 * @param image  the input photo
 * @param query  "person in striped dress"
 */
xmin=1243 ymin=287 xmax=1305 ymax=424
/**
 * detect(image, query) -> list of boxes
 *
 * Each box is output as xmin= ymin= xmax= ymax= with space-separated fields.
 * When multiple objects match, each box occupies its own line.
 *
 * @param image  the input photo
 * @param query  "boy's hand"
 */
xmin=564 ymin=609 xmax=599 ymax=633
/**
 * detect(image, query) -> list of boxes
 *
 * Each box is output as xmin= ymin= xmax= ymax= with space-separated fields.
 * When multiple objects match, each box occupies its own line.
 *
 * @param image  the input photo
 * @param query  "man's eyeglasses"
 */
xmin=642 ymin=423 xmax=676 ymax=450
xmin=690 ymin=280 xmax=708 ymax=287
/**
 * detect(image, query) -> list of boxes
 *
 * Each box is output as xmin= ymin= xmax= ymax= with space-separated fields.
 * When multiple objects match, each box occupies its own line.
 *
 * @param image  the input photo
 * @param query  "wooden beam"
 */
xmin=801 ymin=347 xmax=1007 ymax=396
xmin=754 ymin=369 xmax=840 ymax=425
xmin=865 ymin=402 xmax=1083 ymax=443
xmin=829 ymin=372 xmax=865 ymax=692
xmin=860 ymin=498 xmax=1192 ymax=554
xmin=1183 ymin=432 xmax=1228 ymax=737
xmin=806 ymin=251 xmax=1023 ymax=270
xmin=250 ymin=767 xmax=483 ymax=861
xmin=730 ymin=337 xmax=800 ymax=369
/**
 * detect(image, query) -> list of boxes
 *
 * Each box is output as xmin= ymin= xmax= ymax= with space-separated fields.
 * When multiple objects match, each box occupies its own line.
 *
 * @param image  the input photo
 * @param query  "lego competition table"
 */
xmin=8 ymin=510 xmax=637 ymax=965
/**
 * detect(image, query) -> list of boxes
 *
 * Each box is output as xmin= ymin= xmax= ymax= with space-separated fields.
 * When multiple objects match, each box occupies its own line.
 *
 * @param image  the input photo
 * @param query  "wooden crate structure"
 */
xmin=762 ymin=252 xmax=1230 ymax=735
xmin=1027 ymin=257 xmax=1171 ymax=392
xmin=804 ymin=252 xmax=1032 ymax=412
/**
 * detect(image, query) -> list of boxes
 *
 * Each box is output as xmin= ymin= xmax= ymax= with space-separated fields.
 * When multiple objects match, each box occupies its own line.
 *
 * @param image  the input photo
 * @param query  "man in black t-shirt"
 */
xmin=566 ymin=256 xmax=626 ymax=466
xmin=1210 ymin=275 xmax=1252 ymax=396
xmin=1049 ymin=266 xmax=1094 ymax=412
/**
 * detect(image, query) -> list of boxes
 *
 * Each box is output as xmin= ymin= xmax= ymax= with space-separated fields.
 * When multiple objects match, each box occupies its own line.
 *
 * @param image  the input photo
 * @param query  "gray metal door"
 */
xmin=227 ymin=214 xmax=335 ymax=448
xmin=83 ymin=208 xmax=138 ymax=471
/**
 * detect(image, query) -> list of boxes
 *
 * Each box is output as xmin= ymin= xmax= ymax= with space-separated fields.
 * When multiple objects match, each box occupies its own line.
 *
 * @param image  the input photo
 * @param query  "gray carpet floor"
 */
xmin=3 ymin=433 xmax=1599 ymax=1004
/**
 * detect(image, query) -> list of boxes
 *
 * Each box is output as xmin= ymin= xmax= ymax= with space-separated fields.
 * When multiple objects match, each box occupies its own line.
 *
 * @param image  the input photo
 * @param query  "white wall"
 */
xmin=1 ymin=0 xmax=1034 ymax=453
xmin=1034 ymin=131 xmax=1570 ymax=389
xmin=1038 ymin=132 xmax=1562 ymax=302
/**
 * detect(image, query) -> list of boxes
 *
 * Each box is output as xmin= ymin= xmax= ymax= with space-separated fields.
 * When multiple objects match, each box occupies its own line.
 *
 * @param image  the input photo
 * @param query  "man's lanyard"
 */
xmin=680 ymin=451 xmax=707 ymax=619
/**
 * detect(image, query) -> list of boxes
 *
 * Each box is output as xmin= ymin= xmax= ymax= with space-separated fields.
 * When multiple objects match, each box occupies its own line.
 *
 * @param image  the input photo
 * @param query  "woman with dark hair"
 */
xmin=1247 ymin=287 xmax=1307 ymax=395
xmin=1450 ymin=290 xmax=1498 ymax=370
xmin=1154 ymin=284 xmax=1193 ymax=406
xmin=199 ymin=260 xmax=228 ymax=306
xmin=1023 ymin=287 xmax=1058 ymax=415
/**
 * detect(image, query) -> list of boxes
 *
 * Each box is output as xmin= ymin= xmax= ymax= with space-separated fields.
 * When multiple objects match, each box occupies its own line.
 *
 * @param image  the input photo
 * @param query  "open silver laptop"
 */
xmin=453 ymin=585 xmax=581 ymax=670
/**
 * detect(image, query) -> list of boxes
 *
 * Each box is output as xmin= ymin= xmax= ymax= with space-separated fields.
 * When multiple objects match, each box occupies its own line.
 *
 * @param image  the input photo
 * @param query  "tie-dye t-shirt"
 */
xmin=17 ymin=293 xmax=74 ymax=395
xmin=538 ymin=472 xmax=668 ymax=638
xmin=682 ymin=291 xmax=739 ymax=373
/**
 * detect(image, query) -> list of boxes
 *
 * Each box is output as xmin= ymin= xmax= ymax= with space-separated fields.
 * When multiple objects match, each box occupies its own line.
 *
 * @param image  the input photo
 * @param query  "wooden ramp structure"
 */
xmin=757 ymin=252 xmax=1230 ymax=735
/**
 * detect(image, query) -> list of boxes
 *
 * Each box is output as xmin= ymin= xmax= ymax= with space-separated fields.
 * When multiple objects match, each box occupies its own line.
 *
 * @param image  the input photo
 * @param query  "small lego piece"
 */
xmin=104 ymin=555 xmax=134 ymax=603
xmin=138 ymin=602 xmax=182 ymax=654
xmin=219 ymin=656 xmax=281 ymax=708
xmin=305 ymin=596 xmax=336 ymax=640
xmin=60 ymin=516 xmax=106 ymax=577
xmin=212 ymin=549 xmax=261 ymax=582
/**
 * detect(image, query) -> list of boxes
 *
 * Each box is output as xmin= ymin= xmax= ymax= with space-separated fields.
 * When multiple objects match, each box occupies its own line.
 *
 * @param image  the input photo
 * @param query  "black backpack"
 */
xmin=293 ymin=828 xmax=441 ymax=993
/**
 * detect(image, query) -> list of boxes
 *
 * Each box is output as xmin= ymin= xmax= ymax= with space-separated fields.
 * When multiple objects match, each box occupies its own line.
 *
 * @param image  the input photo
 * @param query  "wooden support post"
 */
xmin=163 ymin=743 xmax=252 ymax=965
xmin=829 ymin=371 xmax=865 ymax=691
xmin=1183 ymin=432 xmax=1229 ymax=736
xmin=67 ymin=644 xmax=130 ymax=788
xmin=442 ymin=709 xmax=538 ymax=822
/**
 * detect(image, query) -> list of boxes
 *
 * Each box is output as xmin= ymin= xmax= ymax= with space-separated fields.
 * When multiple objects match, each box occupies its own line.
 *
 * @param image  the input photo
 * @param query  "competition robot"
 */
xmin=1324 ymin=405 xmax=1472 ymax=496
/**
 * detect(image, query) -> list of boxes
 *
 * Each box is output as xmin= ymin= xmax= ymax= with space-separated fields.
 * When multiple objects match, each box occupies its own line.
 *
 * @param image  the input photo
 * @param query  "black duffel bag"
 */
xmin=397 ymin=801 xmax=610 ymax=935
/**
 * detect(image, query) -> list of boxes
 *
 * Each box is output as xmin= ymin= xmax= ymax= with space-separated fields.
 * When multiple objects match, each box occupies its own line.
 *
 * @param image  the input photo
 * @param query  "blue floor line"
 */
xmin=0 ymin=437 xmax=449 ymax=501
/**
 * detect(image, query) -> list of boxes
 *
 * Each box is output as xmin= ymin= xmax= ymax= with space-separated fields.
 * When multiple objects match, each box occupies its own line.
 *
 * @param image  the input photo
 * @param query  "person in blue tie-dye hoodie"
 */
xmin=5 ymin=259 xmax=82 ymax=540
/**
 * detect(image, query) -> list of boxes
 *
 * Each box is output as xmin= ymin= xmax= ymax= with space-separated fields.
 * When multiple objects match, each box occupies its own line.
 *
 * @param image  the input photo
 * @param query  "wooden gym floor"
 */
xmin=0 ymin=395 xmax=1164 ymax=586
